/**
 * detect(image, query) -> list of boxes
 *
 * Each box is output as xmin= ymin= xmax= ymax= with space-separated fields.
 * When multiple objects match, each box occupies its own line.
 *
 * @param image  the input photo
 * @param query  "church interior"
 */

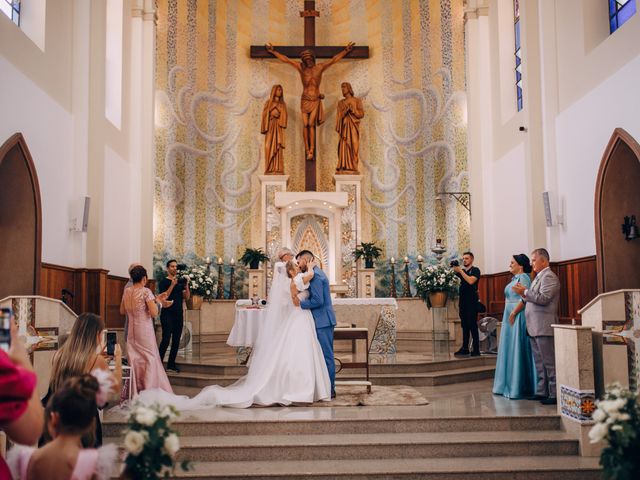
xmin=2 ymin=0 xmax=640 ymax=478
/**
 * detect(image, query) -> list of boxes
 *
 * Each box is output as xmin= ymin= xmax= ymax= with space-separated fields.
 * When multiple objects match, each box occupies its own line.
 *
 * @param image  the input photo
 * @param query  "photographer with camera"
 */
xmin=452 ymin=252 xmax=481 ymax=357
xmin=158 ymin=259 xmax=190 ymax=373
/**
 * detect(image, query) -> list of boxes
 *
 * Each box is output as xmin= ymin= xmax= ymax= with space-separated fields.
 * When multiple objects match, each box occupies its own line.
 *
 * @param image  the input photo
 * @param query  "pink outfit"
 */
xmin=11 ymin=447 xmax=98 ymax=480
xmin=124 ymin=287 xmax=173 ymax=395
xmin=0 ymin=350 xmax=37 ymax=480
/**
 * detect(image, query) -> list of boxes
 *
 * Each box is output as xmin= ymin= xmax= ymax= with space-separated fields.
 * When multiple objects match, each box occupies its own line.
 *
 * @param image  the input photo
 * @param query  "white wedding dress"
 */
xmin=136 ymin=263 xmax=331 ymax=409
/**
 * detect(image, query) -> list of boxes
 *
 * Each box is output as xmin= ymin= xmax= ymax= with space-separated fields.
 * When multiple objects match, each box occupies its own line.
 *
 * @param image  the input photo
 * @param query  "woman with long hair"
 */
xmin=48 ymin=313 xmax=121 ymax=447
xmin=121 ymin=265 xmax=172 ymax=395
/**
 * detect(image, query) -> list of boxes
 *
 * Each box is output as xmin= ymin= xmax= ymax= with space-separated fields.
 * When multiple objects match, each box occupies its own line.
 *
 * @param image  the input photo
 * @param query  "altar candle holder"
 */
xmin=229 ymin=258 xmax=237 ymax=300
xmin=216 ymin=259 xmax=225 ymax=299
xmin=205 ymin=256 xmax=212 ymax=276
xmin=389 ymin=257 xmax=397 ymax=298
xmin=417 ymin=254 xmax=424 ymax=271
xmin=403 ymin=256 xmax=412 ymax=297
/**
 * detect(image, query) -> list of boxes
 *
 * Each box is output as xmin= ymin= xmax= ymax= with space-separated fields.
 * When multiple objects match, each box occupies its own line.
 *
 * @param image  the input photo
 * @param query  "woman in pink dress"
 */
xmin=120 ymin=265 xmax=173 ymax=395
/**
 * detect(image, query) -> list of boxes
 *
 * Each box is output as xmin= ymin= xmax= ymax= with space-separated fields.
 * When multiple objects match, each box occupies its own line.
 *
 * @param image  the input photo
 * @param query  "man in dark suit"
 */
xmin=293 ymin=250 xmax=337 ymax=398
xmin=513 ymin=248 xmax=560 ymax=405
xmin=158 ymin=259 xmax=190 ymax=373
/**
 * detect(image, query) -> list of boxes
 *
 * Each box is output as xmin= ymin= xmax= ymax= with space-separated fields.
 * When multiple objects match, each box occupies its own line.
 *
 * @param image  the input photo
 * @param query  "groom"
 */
xmin=293 ymin=250 xmax=337 ymax=398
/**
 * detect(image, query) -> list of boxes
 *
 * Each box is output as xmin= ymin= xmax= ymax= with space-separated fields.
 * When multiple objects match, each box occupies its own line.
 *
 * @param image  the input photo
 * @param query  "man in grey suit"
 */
xmin=512 ymin=248 xmax=560 ymax=405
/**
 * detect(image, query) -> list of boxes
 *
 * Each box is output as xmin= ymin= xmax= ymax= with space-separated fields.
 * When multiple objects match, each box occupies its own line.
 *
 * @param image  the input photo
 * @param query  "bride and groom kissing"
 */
xmin=138 ymin=248 xmax=337 ymax=409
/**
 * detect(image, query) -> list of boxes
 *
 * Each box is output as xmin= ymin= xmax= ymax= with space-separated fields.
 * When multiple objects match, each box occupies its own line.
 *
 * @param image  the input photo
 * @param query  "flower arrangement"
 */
xmin=589 ymin=383 xmax=640 ymax=480
xmin=123 ymin=402 xmax=190 ymax=479
xmin=414 ymin=264 xmax=461 ymax=298
xmin=178 ymin=264 xmax=215 ymax=299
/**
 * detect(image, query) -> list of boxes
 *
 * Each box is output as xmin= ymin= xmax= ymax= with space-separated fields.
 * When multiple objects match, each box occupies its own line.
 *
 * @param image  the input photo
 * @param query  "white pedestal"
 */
xmin=247 ymin=268 xmax=266 ymax=299
xmin=357 ymin=267 xmax=376 ymax=298
xmin=432 ymin=307 xmax=450 ymax=360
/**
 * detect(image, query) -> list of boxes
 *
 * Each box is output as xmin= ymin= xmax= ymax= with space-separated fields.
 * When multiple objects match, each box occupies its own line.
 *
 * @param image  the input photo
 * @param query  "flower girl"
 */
xmin=8 ymin=373 xmax=117 ymax=480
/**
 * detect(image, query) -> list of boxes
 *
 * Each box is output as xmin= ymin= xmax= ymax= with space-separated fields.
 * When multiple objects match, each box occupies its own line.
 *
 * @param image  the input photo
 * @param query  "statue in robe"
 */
xmin=335 ymin=82 xmax=364 ymax=174
xmin=261 ymin=84 xmax=287 ymax=175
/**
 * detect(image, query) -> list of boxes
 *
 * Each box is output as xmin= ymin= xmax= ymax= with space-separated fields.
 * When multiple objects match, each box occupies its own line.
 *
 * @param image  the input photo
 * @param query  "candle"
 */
xmin=205 ymin=256 xmax=211 ymax=264
xmin=217 ymin=257 xmax=223 ymax=265
xmin=230 ymin=258 xmax=235 ymax=266
xmin=390 ymin=257 xmax=395 ymax=264
xmin=403 ymin=256 xmax=409 ymax=263
xmin=417 ymin=254 xmax=424 ymax=262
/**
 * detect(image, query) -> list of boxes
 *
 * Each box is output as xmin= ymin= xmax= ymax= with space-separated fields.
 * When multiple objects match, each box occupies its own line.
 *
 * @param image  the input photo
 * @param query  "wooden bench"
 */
xmin=334 ymin=327 xmax=371 ymax=393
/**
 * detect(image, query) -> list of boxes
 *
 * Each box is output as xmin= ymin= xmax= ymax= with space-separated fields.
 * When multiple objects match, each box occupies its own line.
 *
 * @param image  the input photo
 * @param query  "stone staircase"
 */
xmin=167 ymin=356 xmax=497 ymax=388
xmin=103 ymin=409 xmax=601 ymax=479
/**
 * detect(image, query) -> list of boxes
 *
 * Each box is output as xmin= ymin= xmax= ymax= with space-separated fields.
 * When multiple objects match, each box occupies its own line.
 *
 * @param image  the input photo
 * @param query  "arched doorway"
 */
xmin=0 ymin=133 xmax=42 ymax=298
xmin=594 ymin=128 xmax=640 ymax=293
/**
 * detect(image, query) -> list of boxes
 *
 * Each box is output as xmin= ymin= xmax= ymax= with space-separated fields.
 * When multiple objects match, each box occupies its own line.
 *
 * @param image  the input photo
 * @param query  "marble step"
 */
xmin=173 ymin=356 xmax=495 ymax=376
xmin=103 ymin=414 xmax=562 ymax=438
xmin=166 ymin=364 xmax=495 ymax=388
xmin=121 ymin=456 xmax=601 ymax=479
xmin=104 ymin=431 xmax=579 ymax=462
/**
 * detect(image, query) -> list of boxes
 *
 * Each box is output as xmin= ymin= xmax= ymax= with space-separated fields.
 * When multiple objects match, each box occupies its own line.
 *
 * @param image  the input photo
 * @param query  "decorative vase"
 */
xmin=365 ymin=258 xmax=374 ymax=269
xmin=428 ymin=291 xmax=448 ymax=308
xmin=249 ymin=260 xmax=260 ymax=269
xmin=187 ymin=294 xmax=203 ymax=310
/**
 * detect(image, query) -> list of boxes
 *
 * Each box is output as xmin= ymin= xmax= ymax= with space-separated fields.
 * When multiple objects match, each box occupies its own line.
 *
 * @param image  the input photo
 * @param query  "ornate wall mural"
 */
xmin=154 ymin=0 xmax=468 ymax=269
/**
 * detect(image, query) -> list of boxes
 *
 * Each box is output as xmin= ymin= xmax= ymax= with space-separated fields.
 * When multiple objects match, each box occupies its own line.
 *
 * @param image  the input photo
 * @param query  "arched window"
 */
xmin=514 ymin=0 xmax=523 ymax=111
xmin=0 ymin=0 xmax=20 ymax=25
xmin=609 ymin=0 xmax=636 ymax=34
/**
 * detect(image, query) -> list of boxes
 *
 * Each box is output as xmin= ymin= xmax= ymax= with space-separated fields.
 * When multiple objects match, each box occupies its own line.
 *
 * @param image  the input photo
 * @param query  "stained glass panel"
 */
xmin=514 ymin=1 xmax=523 ymax=111
xmin=0 ymin=0 xmax=20 ymax=26
xmin=609 ymin=0 xmax=636 ymax=33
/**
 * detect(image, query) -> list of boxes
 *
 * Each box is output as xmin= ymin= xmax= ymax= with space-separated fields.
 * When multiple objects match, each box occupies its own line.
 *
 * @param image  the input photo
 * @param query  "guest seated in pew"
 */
xmin=8 ymin=374 xmax=117 ymax=480
xmin=44 ymin=313 xmax=121 ymax=447
xmin=0 ymin=318 xmax=44 ymax=479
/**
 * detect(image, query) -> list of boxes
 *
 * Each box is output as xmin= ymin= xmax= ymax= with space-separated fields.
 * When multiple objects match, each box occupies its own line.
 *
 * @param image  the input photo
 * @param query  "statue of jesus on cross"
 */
xmin=265 ymin=41 xmax=355 ymax=162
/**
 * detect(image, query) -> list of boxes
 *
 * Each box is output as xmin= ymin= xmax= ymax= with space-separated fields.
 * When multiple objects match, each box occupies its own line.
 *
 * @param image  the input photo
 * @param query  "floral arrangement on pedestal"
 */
xmin=122 ymin=402 xmax=190 ymax=479
xmin=414 ymin=264 xmax=460 ymax=308
xmin=177 ymin=264 xmax=215 ymax=300
xmin=588 ymin=383 xmax=640 ymax=480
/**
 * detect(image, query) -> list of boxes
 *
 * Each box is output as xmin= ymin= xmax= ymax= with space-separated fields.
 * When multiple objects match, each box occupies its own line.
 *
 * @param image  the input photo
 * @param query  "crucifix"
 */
xmin=250 ymin=0 xmax=369 ymax=191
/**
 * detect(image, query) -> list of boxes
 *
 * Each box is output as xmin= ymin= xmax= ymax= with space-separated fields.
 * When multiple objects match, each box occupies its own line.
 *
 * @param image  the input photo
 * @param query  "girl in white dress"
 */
xmin=136 ymin=259 xmax=331 ymax=409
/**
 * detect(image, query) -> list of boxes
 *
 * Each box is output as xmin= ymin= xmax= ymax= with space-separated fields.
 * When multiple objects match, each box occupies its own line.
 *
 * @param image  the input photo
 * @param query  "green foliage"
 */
xmin=589 ymin=383 xmax=640 ymax=480
xmin=353 ymin=242 xmax=383 ymax=262
xmin=239 ymin=247 xmax=270 ymax=267
xmin=123 ymin=403 xmax=191 ymax=480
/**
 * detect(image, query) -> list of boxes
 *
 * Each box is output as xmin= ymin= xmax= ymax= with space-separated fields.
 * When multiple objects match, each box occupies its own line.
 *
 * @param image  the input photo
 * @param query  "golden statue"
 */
xmin=335 ymin=82 xmax=364 ymax=174
xmin=265 ymin=42 xmax=355 ymax=161
xmin=261 ymin=84 xmax=288 ymax=175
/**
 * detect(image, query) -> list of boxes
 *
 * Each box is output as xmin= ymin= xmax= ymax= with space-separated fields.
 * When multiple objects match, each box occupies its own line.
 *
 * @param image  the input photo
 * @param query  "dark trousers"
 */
xmin=159 ymin=312 xmax=183 ymax=368
xmin=459 ymin=303 xmax=479 ymax=353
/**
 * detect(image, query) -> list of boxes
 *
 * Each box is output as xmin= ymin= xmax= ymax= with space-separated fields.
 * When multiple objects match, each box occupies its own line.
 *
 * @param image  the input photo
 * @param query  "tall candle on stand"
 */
xmin=216 ymin=258 xmax=225 ymax=299
xmin=229 ymin=258 xmax=237 ymax=300
xmin=389 ymin=257 xmax=397 ymax=298
xmin=403 ymin=256 xmax=412 ymax=297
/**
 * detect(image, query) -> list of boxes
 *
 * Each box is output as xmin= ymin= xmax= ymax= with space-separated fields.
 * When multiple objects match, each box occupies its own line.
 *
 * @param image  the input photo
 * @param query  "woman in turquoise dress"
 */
xmin=492 ymin=254 xmax=537 ymax=399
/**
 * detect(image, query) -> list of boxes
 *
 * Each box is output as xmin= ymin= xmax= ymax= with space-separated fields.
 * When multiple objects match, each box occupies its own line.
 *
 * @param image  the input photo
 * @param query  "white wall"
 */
xmin=554 ymin=54 xmax=640 ymax=260
xmin=0 ymin=56 xmax=82 ymax=267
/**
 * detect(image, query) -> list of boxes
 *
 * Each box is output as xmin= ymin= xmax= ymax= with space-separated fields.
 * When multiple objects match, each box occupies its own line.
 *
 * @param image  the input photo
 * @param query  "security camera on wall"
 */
xmin=542 ymin=191 xmax=563 ymax=227
xmin=69 ymin=196 xmax=91 ymax=232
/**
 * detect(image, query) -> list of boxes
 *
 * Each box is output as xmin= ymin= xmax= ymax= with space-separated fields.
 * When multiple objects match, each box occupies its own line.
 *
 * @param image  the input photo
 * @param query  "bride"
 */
xmin=136 ymin=256 xmax=331 ymax=409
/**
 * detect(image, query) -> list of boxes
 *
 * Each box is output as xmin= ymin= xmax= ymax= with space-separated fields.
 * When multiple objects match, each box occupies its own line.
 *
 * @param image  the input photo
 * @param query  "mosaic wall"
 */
xmin=154 ymin=0 xmax=469 ymax=265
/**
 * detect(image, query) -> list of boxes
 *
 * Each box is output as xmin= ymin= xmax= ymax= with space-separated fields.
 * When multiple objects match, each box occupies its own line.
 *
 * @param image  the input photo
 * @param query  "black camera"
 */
xmin=450 ymin=260 xmax=459 ymax=267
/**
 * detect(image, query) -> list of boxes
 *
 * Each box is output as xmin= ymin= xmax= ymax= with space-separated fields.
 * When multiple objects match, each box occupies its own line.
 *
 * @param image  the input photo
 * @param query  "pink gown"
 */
xmin=7 ymin=444 xmax=117 ymax=480
xmin=124 ymin=286 xmax=173 ymax=395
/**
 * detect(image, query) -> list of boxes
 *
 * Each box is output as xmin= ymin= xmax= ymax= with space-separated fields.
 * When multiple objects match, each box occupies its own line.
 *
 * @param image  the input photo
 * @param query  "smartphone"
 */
xmin=106 ymin=331 xmax=117 ymax=356
xmin=0 ymin=308 xmax=13 ymax=352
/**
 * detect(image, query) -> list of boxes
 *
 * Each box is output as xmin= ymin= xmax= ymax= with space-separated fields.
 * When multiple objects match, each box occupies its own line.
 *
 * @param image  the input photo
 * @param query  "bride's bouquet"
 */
xmin=122 ymin=402 xmax=190 ymax=479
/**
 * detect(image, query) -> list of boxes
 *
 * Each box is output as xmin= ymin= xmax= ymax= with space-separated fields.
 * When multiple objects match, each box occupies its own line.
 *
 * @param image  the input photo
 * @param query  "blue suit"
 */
xmin=300 ymin=266 xmax=336 ymax=394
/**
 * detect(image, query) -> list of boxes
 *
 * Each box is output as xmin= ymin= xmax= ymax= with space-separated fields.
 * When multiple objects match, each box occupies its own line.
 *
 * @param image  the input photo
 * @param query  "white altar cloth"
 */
xmin=227 ymin=307 xmax=266 ymax=347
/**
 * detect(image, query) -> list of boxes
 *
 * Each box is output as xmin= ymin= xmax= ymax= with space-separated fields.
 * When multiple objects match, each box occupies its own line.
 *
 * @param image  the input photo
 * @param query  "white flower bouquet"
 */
xmin=414 ymin=264 xmax=461 ymax=299
xmin=178 ymin=264 xmax=215 ymax=299
xmin=588 ymin=383 xmax=640 ymax=480
xmin=123 ymin=402 xmax=190 ymax=479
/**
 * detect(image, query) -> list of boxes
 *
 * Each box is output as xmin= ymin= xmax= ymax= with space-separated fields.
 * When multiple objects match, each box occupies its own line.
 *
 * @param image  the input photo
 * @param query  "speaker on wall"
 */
xmin=70 ymin=196 xmax=91 ymax=232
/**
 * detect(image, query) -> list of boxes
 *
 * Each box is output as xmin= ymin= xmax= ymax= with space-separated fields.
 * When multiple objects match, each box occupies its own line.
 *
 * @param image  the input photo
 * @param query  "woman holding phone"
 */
xmin=121 ymin=265 xmax=173 ymax=395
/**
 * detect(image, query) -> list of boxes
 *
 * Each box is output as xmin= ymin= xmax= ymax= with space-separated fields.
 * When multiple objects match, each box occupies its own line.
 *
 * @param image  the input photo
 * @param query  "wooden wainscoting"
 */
xmin=478 ymin=256 xmax=597 ymax=325
xmin=40 ymin=263 xmax=157 ymax=328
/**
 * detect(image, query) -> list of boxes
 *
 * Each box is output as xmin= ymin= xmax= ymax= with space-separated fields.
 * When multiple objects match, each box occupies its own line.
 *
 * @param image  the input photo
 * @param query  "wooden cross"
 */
xmin=250 ymin=0 xmax=369 ymax=191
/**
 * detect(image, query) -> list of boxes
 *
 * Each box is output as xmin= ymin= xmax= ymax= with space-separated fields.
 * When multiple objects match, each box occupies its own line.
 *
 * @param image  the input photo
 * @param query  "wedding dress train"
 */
xmin=136 ymin=263 xmax=331 ymax=409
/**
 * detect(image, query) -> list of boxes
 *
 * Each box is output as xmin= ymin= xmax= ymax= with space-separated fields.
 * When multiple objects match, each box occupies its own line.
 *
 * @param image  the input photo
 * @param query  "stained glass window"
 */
xmin=514 ymin=0 xmax=523 ymax=112
xmin=609 ymin=0 xmax=636 ymax=33
xmin=0 ymin=0 xmax=20 ymax=26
